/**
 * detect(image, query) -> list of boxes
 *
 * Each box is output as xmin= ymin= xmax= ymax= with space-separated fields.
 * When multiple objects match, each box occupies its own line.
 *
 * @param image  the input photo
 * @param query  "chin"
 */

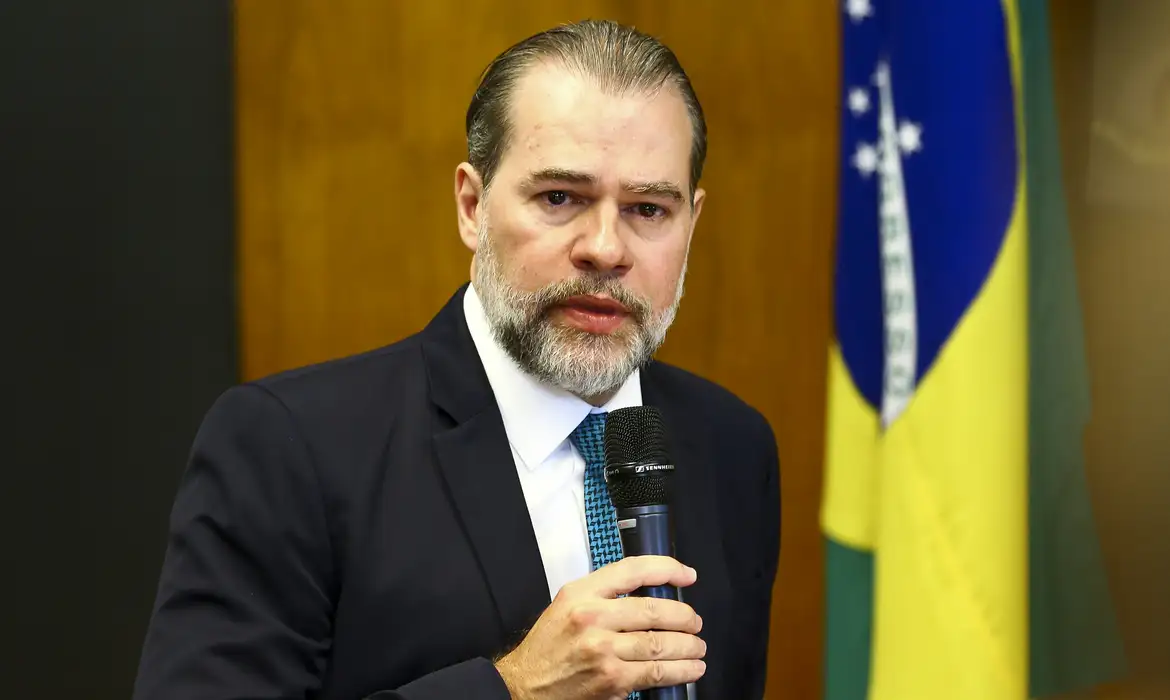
xmin=550 ymin=321 xmax=633 ymax=348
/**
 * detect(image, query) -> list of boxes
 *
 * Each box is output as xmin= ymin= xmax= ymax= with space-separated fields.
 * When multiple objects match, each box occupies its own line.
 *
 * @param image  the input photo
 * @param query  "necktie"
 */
xmin=571 ymin=412 xmax=625 ymax=572
xmin=571 ymin=412 xmax=641 ymax=700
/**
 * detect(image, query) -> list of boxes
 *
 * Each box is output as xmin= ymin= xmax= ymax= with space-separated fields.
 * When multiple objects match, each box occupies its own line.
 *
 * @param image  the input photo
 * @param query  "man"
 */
xmin=133 ymin=19 xmax=780 ymax=700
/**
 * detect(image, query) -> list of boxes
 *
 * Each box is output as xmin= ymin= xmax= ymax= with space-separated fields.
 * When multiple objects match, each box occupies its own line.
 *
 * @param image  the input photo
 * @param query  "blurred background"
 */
xmin=2 ymin=1 xmax=1167 ymax=698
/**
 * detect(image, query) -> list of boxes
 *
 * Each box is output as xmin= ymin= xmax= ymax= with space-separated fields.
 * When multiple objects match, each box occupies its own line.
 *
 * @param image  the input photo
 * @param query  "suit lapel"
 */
xmin=640 ymin=363 xmax=732 ymax=616
xmin=640 ymin=364 xmax=727 ymax=570
xmin=431 ymin=414 xmax=550 ymax=643
xmin=422 ymin=286 xmax=550 ymax=646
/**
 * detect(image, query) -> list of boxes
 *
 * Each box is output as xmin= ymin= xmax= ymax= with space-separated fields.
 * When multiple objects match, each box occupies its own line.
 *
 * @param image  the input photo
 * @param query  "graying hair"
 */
xmin=465 ymin=19 xmax=707 ymax=198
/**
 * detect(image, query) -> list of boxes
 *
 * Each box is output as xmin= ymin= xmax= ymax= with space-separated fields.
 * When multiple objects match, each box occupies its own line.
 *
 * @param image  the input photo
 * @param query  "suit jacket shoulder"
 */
xmin=249 ymin=333 xmax=426 ymax=425
xmin=643 ymin=359 xmax=778 ymax=452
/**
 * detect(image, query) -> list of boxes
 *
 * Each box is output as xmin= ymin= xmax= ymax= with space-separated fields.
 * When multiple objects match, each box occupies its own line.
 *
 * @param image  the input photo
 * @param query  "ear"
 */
xmin=454 ymin=163 xmax=484 ymax=252
xmin=688 ymin=187 xmax=706 ymax=239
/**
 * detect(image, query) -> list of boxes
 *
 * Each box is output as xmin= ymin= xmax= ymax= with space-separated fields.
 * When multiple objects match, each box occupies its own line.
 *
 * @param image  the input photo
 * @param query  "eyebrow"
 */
xmin=522 ymin=167 xmax=685 ymax=203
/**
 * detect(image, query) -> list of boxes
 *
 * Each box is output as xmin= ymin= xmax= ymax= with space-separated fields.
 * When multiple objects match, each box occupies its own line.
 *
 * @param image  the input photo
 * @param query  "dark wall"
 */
xmin=0 ymin=2 xmax=236 ymax=695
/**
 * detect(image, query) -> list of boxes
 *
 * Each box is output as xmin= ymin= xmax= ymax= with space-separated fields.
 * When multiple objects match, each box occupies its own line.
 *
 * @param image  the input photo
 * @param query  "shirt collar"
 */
xmin=463 ymin=283 xmax=642 ymax=470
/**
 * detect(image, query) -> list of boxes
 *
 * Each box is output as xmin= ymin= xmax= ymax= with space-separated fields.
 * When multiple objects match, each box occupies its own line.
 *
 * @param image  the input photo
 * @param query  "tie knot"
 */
xmin=570 ymin=412 xmax=607 ymax=467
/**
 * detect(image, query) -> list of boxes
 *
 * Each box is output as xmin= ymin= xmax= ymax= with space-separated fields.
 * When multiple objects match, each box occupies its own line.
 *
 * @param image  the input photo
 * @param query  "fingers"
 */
xmin=578 ymin=631 xmax=707 ymax=695
xmin=578 ymin=555 xmax=697 ymax=598
xmin=613 ymin=631 xmax=707 ymax=662
xmin=598 ymin=595 xmax=703 ymax=634
xmin=628 ymin=659 xmax=707 ymax=691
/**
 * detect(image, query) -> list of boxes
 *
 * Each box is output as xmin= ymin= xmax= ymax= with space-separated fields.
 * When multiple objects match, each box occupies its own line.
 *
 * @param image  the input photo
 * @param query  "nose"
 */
xmin=570 ymin=202 xmax=631 ymax=276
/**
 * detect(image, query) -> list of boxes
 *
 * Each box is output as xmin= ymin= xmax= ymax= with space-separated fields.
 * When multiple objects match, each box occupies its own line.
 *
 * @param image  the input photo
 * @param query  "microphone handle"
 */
xmin=615 ymin=504 xmax=692 ymax=700
xmin=615 ymin=504 xmax=678 ymax=599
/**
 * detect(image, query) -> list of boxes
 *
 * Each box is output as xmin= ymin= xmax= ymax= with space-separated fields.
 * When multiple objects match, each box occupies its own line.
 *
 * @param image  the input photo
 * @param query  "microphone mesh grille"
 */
xmin=606 ymin=471 xmax=671 ymax=509
xmin=603 ymin=406 xmax=674 ymax=508
xmin=604 ymin=406 xmax=670 ymax=467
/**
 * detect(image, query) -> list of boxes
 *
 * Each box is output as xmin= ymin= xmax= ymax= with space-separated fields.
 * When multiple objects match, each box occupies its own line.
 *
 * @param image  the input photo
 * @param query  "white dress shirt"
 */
xmin=462 ymin=284 xmax=642 ymax=601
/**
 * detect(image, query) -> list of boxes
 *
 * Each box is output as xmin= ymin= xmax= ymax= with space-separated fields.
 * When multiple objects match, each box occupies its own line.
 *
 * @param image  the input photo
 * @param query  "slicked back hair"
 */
xmin=465 ymin=19 xmax=707 ymax=199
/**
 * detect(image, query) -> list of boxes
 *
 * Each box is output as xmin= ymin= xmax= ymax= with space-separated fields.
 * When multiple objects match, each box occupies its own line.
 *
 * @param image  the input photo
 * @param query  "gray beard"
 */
xmin=472 ymin=219 xmax=686 ymax=400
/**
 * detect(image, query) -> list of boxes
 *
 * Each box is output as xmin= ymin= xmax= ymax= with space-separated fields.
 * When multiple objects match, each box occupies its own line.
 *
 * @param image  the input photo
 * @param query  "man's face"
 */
xmin=456 ymin=62 xmax=705 ymax=401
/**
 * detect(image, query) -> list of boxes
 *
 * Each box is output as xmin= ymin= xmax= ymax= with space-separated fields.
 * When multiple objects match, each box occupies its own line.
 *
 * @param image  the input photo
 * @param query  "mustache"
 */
xmin=528 ymin=275 xmax=652 ymax=321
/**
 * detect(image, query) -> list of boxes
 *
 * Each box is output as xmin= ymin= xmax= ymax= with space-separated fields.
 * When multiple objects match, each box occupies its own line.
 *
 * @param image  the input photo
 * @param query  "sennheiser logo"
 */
xmin=633 ymin=464 xmax=672 ymax=474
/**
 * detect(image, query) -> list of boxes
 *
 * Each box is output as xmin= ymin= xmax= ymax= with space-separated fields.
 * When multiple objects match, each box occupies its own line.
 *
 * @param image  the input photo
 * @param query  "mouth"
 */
xmin=554 ymin=295 xmax=631 ymax=335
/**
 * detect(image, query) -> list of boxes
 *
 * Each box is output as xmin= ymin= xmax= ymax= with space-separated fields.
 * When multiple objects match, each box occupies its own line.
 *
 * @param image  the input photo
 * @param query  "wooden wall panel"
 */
xmin=235 ymin=2 xmax=839 ymax=698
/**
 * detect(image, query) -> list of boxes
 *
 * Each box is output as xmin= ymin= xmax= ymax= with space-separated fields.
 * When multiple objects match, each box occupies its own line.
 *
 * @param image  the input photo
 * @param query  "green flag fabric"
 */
xmin=1020 ymin=1 xmax=1127 ymax=696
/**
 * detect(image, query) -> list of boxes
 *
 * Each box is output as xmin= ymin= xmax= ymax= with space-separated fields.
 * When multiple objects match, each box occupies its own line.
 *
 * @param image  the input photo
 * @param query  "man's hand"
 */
xmin=493 ymin=556 xmax=706 ymax=700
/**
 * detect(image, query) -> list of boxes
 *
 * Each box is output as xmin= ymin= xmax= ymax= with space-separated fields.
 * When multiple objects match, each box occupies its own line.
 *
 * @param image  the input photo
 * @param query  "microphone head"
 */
xmin=603 ymin=406 xmax=675 ymax=509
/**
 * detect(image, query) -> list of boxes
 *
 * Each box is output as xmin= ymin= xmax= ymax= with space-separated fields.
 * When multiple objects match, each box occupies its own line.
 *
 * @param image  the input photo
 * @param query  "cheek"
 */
xmin=633 ymin=240 xmax=689 ymax=305
xmin=490 ymin=221 xmax=573 ymax=289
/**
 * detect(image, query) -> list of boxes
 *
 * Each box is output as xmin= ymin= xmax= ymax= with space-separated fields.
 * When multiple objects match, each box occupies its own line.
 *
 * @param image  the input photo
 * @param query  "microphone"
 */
xmin=603 ymin=406 xmax=694 ymax=700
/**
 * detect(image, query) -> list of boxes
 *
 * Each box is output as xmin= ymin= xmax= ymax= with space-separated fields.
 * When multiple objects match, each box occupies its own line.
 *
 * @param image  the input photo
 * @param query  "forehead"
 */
xmin=498 ymin=62 xmax=693 ymax=187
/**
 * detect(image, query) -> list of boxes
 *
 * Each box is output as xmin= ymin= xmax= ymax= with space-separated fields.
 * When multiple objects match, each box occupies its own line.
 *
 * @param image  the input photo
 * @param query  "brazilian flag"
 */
xmin=822 ymin=1 xmax=1126 ymax=698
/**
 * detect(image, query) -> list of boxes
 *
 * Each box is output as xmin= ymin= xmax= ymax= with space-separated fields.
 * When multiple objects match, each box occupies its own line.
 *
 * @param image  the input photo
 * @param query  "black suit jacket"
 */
xmin=133 ymin=285 xmax=781 ymax=700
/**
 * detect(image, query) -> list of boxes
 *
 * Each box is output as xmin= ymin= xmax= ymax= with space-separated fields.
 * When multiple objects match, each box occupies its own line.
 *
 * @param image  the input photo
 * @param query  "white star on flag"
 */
xmin=848 ymin=87 xmax=870 ymax=116
xmin=897 ymin=121 xmax=923 ymax=154
xmin=844 ymin=0 xmax=873 ymax=23
xmin=853 ymin=143 xmax=879 ymax=177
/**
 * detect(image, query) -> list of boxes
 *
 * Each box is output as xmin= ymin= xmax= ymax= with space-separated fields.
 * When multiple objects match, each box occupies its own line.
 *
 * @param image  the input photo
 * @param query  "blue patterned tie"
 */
xmin=571 ymin=412 xmax=625 ymax=572
xmin=571 ymin=412 xmax=641 ymax=700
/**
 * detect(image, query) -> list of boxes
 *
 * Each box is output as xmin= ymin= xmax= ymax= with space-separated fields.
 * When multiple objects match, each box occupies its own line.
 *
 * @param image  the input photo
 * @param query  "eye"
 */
xmin=542 ymin=191 xmax=570 ymax=206
xmin=634 ymin=203 xmax=666 ymax=219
